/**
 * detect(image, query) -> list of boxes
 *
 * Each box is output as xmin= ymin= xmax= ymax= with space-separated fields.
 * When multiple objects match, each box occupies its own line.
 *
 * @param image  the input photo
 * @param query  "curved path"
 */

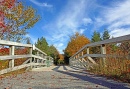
xmin=0 ymin=66 xmax=130 ymax=89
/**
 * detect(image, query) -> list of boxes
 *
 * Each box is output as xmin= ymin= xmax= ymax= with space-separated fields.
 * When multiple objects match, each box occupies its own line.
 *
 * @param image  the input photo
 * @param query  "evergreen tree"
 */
xmin=91 ymin=31 xmax=102 ymax=54
xmin=91 ymin=31 xmax=102 ymax=42
xmin=102 ymin=29 xmax=110 ymax=40
xmin=48 ymin=45 xmax=60 ymax=65
xmin=35 ymin=37 xmax=49 ymax=54
xmin=35 ymin=37 xmax=60 ymax=65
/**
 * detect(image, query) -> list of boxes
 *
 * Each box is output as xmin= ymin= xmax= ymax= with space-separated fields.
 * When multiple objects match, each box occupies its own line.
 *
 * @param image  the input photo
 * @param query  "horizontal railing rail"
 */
xmin=0 ymin=40 xmax=53 ymax=75
xmin=69 ymin=34 xmax=130 ymax=68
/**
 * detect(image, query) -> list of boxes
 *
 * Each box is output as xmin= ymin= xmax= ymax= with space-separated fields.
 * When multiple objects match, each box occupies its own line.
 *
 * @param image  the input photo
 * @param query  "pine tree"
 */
xmin=49 ymin=45 xmax=60 ymax=65
xmin=102 ymin=29 xmax=110 ymax=40
xmin=91 ymin=31 xmax=102 ymax=42
xmin=35 ymin=37 xmax=49 ymax=54
xmin=91 ymin=31 xmax=102 ymax=54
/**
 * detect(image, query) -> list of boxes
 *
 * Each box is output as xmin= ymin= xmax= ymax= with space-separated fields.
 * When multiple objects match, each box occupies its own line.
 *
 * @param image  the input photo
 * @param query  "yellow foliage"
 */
xmin=65 ymin=32 xmax=90 ymax=56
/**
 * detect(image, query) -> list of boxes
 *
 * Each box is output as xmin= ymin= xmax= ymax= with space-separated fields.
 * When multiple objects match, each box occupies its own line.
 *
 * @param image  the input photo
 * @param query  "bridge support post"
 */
xmin=87 ymin=47 xmax=96 ymax=65
xmin=101 ymin=44 xmax=106 ymax=66
xmin=29 ymin=47 xmax=33 ymax=69
xmin=9 ymin=46 xmax=15 ymax=68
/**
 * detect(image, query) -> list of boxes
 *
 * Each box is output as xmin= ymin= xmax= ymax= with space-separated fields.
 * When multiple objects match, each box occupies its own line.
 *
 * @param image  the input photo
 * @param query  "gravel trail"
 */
xmin=0 ymin=66 xmax=130 ymax=89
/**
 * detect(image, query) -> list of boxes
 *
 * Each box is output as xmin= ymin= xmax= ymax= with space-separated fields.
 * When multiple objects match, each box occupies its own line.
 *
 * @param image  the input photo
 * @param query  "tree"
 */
xmin=91 ymin=31 xmax=102 ymax=42
xmin=35 ymin=37 xmax=60 ymax=65
xmin=35 ymin=37 xmax=49 ymax=54
xmin=48 ymin=45 xmax=60 ymax=65
xmin=0 ymin=1 xmax=40 ymax=42
xmin=64 ymin=32 xmax=90 ymax=64
xmin=91 ymin=31 xmax=102 ymax=54
xmin=102 ymin=29 xmax=110 ymax=40
xmin=65 ymin=32 xmax=90 ymax=56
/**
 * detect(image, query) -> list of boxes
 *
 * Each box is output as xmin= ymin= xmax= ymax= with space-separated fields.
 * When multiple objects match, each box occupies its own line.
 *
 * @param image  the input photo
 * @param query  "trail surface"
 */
xmin=0 ymin=66 xmax=130 ymax=89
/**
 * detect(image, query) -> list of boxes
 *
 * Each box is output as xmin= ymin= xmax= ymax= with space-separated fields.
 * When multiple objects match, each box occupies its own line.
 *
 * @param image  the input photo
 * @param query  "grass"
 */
xmin=0 ymin=59 xmax=28 ymax=79
xmin=89 ymin=58 xmax=130 ymax=83
xmin=0 ymin=68 xmax=27 ymax=79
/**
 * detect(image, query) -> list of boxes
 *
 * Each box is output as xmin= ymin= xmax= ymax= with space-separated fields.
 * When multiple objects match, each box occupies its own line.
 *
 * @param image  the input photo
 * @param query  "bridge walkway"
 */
xmin=0 ymin=66 xmax=130 ymax=89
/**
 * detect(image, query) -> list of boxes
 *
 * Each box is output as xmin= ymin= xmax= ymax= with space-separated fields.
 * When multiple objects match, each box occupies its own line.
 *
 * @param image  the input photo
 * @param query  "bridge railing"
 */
xmin=69 ymin=34 xmax=130 ymax=69
xmin=0 ymin=40 xmax=53 ymax=75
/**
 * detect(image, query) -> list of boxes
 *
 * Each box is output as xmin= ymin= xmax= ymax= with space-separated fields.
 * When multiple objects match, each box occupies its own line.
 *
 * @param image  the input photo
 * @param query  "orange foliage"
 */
xmin=59 ymin=54 xmax=64 ymax=60
xmin=65 ymin=32 xmax=90 ymax=56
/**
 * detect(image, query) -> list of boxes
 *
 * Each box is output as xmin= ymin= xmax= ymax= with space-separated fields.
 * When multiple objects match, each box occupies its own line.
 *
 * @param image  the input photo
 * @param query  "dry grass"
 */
xmin=0 ymin=68 xmax=27 ymax=79
xmin=89 ymin=58 xmax=130 ymax=83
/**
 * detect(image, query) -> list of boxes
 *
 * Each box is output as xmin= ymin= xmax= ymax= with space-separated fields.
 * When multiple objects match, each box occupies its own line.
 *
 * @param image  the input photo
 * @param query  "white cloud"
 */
xmin=82 ymin=18 xmax=92 ymax=26
xmin=110 ymin=28 xmax=130 ymax=37
xmin=95 ymin=0 xmax=130 ymax=37
xmin=29 ymin=0 xmax=53 ymax=7
xmin=42 ymin=0 xmax=92 ymax=53
xmin=79 ymin=29 xmax=85 ymax=34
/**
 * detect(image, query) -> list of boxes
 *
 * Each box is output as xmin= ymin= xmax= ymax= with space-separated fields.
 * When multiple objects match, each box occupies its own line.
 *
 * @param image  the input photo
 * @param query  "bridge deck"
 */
xmin=0 ymin=66 xmax=130 ymax=89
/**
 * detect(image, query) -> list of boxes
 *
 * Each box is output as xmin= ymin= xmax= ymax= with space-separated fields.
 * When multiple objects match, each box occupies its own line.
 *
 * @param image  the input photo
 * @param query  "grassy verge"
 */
xmin=88 ymin=58 xmax=130 ymax=83
xmin=0 ymin=68 xmax=27 ymax=79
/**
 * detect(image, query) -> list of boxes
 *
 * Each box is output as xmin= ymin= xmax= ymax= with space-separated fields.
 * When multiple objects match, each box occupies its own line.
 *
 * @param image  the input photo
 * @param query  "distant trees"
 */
xmin=0 ymin=1 xmax=40 ymax=42
xmin=35 ymin=37 xmax=60 ymax=65
xmin=49 ymin=45 xmax=60 ymax=65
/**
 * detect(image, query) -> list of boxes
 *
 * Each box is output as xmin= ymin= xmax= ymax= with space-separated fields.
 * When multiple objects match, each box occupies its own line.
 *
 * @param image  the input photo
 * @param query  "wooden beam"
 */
xmin=0 ymin=39 xmax=32 ymax=47
xmin=9 ymin=46 xmax=15 ymax=68
xmin=70 ymin=34 xmax=130 ymax=58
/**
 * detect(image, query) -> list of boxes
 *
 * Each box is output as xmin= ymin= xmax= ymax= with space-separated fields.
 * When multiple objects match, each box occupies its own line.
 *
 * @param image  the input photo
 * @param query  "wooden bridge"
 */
xmin=0 ymin=34 xmax=130 ymax=89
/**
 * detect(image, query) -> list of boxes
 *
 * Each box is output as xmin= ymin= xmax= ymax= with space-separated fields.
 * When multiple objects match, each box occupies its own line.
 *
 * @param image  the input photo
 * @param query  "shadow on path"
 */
xmin=55 ymin=66 xmax=129 ymax=89
xmin=52 ymin=66 xmax=60 ymax=71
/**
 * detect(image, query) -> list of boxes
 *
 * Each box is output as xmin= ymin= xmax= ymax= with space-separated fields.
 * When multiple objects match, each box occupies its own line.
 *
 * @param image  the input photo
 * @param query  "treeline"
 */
xmin=64 ymin=29 xmax=130 ymax=82
xmin=35 ymin=37 xmax=60 ymax=65
xmin=64 ymin=29 xmax=110 ymax=64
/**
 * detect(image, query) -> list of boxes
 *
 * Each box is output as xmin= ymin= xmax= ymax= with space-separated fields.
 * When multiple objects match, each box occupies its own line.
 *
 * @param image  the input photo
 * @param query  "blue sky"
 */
xmin=21 ymin=0 xmax=130 ymax=53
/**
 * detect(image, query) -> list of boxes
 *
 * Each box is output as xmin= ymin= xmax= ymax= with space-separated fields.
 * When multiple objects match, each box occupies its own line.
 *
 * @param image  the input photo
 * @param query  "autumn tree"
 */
xmin=0 ymin=1 xmax=40 ymax=42
xmin=64 ymin=32 xmax=90 ymax=64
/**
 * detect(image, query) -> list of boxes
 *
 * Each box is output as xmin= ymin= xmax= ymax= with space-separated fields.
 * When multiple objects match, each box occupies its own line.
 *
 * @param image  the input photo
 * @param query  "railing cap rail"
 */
xmin=70 ymin=34 xmax=130 ymax=58
xmin=0 ymin=39 xmax=32 ymax=47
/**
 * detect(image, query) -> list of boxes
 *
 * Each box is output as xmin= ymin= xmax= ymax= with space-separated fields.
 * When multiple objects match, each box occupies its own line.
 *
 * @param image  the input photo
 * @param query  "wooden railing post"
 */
xmin=101 ymin=44 xmax=106 ymax=65
xmin=29 ymin=47 xmax=33 ymax=68
xmin=87 ymin=47 xmax=97 ymax=64
xmin=87 ymin=47 xmax=89 ymax=54
xmin=29 ymin=47 xmax=33 ymax=62
xmin=9 ymin=46 xmax=15 ymax=68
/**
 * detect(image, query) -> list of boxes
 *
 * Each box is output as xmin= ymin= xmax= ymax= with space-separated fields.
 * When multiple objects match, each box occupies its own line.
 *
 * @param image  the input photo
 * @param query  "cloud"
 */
xmin=29 ymin=0 xmax=53 ymax=7
xmin=110 ymin=28 xmax=130 ymax=37
xmin=42 ymin=0 xmax=93 ymax=53
xmin=82 ymin=18 xmax=92 ymax=26
xmin=94 ymin=0 xmax=130 ymax=37
xmin=79 ymin=29 xmax=85 ymax=34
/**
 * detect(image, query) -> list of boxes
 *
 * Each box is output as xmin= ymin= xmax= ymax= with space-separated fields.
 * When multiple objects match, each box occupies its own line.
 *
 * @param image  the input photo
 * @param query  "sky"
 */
xmin=20 ymin=0 xmax=130 ymax=54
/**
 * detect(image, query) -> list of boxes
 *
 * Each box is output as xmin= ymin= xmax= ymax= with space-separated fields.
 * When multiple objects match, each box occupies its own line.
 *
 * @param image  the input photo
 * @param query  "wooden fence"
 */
xmin=0 ymin=40 xmax=53 ymax=75
xmin=69 ymin=34 xmax=130 ymax=69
